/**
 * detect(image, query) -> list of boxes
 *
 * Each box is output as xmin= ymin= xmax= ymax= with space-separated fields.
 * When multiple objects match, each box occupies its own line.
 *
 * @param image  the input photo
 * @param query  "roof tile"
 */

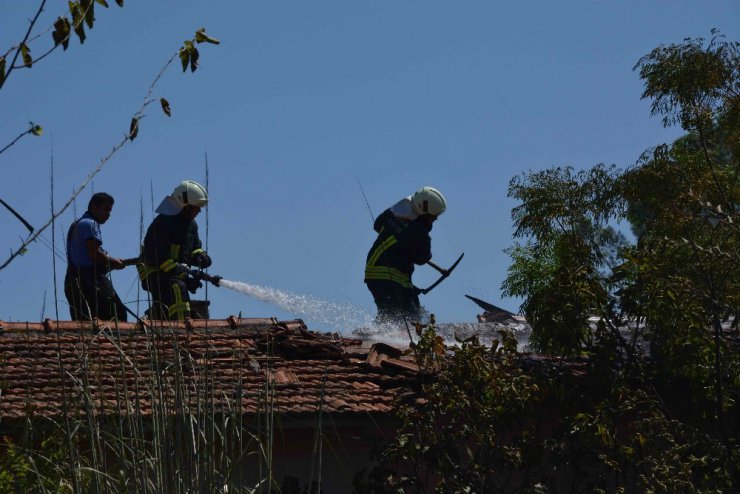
xmin=0 ymin=318 xmax=420 ymax=420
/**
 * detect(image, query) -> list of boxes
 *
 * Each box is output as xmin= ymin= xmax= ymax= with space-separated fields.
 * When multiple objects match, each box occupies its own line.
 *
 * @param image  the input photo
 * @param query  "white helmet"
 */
xmin=172 ymin=180 xmax=208 ymax=209
xmin=155 ymin=180 xmax=208 ymax=215
xmin=412 ymin=186 xmax=446 ymax=216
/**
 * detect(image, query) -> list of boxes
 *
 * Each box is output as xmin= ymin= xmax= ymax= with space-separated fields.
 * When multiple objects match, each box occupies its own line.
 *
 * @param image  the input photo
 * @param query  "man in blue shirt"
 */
xmin=64 ymin=192 xmax=127 ymax=321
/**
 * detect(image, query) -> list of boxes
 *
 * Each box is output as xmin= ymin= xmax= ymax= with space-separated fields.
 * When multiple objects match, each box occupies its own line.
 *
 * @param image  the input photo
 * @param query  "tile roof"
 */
xmin=0 ymin=318 xmax=421 ymax=421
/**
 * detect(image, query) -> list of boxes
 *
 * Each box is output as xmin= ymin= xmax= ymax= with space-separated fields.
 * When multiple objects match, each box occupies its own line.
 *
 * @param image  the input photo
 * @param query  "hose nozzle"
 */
xmin=189 ymin=269 xmax=222 ymax=287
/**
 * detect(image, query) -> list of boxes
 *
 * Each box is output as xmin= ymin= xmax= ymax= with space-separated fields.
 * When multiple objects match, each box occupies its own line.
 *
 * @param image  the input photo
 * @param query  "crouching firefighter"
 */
xmin=138 ymin=180 xmax=213 ymax=320
xmin=364 ymin=186 xmax=447 ymax=323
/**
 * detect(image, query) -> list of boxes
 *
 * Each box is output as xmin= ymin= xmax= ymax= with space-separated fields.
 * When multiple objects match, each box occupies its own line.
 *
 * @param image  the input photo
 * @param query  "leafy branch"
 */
xmin=0 ymin=0 xmax=124 ymax=91
xmin=0 ymin=122 xmax=43 ymax=156
xmin=0 ymin=28 xmax=219 ymax=270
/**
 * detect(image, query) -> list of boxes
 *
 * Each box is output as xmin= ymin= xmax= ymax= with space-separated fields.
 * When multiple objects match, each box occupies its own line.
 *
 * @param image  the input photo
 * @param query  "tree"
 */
xmin=502 ymin=164 xmax=627 ymax=357
xmin=502 ymin=31 xmax=739 ymax=482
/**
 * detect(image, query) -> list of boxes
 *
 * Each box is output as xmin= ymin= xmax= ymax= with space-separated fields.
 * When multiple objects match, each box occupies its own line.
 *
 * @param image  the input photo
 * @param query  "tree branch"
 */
xmin=0 ymin=198 xmax=34 ymax=233
xmin=4 ymin=0 xmax=47 ymax=81
xmin=0 ymin=50 xmax=179 ymax=271
xmin=0 ymin=123 xmax=40 ymax=156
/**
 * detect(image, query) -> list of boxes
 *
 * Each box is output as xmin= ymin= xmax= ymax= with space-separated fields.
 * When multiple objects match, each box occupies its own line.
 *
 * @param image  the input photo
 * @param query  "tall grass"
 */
xmin=1 ymin=320 xmax=314 ymax=494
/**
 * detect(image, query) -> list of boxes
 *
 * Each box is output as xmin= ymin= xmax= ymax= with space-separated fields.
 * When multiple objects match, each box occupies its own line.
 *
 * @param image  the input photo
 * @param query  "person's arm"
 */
xmin=85 ymin=239 xmax=124 ymax=270
xmin=407 ymin=223 xmax=433 ymax=265
xmin=187 ymin=222 xmax=211 ymax=268
xmin=373 ymin=209 xmax=392 ymax=233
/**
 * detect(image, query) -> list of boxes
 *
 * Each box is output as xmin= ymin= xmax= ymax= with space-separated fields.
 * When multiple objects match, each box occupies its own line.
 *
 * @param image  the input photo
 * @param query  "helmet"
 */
xmin=172 ymin=180 xmax=208 ymax=209
xmin=412 ymin=186 xmax=446 ymax=216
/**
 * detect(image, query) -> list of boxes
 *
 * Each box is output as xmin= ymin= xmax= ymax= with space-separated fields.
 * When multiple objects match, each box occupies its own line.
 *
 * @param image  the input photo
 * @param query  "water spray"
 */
xmin=187 ymin=271 xmax=530 ymax=350
xmin=187 ymin=268 xmax=374 ymax=328
xmin=205 ymin=275 xmax=375 ymax=331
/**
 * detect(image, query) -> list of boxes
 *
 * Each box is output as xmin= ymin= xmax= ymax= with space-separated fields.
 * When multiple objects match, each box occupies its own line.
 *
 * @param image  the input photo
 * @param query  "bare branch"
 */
xmin=0 ymin=197 xmax=34 ymax=233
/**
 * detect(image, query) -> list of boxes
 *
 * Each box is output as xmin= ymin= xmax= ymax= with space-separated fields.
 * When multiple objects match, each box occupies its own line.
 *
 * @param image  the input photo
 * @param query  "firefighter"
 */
xmin=64 ymin=192 xmax=128 ymax=321
xmin=364 ymin=186 xmax=447 ymax=323
xmin=138 ymin=180 xmax=212 ymax=320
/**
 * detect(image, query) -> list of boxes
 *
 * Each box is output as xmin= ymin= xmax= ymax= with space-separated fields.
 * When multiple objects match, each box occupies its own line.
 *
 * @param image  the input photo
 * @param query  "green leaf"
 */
xmin=81 ymin=0 xmax=95 ymax=29
xmin=74 ymin=23 xmax=87 ymax=44
xmin=0 ymin=57 xmax=6 ymax=89
xmin=69 ymin=2 xmax=87 ymax=44
xmin=160 ymin=98 xmax=171 ymax=117
xmin=20 ymin=43 xmax=32 ymax=68
xmin=189 ymin=46 xmax=199 ymax=72
xmin=129 ymin=117 xmax=139 ymax=141
xmin=194 ymin=28 xmax=220 ymax=45
xmin=95 ymin=0 xmax=109 ymax=7
xmin=52 ymin=17 xmax=72 ymax=50
xmin=178 ymin=46 xmax=190 ymax=72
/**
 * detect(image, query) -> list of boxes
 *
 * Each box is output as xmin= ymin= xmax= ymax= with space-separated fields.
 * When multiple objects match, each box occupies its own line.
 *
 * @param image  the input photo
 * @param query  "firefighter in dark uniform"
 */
xmin=64 ymin=192 xmax=128 ymax=321
xmin=364 ymin=186 xmax=447 ymax=323
xmin=138 ymin=180 xmax=212 ymax=320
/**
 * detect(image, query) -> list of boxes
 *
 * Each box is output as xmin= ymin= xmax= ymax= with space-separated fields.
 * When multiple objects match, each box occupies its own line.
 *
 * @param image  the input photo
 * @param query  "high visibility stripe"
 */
xmin=367 ymin=235 xmax=397 ymax=267
xmin=168 ymin=302 xmax=189 ymax=320
xmin=364 ymin=266 xmax=412 ymax=287
xmin=160 ymin=259 xmax=177 ymax=272
xmin=170 ymin=244 xmax=180 ymax=260
xmin=168 ymin=282 xmax=189 ymax=320
xmin=137 ymin=263 xmax=159 ymax=280
xmin=191 ymin=248 xmax=205 ymax=256
xmin=366 ymin=230 xmax=413 ymax=287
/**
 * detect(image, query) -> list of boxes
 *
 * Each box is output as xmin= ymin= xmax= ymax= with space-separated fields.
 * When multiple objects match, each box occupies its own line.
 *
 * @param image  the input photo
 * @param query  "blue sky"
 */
xmin=1 ymin=1 xmax=738 ymax=331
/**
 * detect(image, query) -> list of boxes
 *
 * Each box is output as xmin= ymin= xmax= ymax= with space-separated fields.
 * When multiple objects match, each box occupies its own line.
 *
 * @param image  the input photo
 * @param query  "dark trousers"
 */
xmin=64 ymin=267 xmax=127 ymax=321
xmin=366 ymin=280 xmax=422 ymax=323
xmin=141 ymin=272 xmax=190 ymax=320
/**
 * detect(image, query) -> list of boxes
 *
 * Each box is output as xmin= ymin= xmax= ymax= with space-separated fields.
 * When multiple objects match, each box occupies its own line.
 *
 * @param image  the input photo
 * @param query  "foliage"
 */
xmin=1 ymin=1 xmax=125 ymax=91
xmin=355 ymin=323 xmax=541 ymax=492
xmin=358 ymin=31 xmax=739 ymax=493
xmin=502 ymin=164 xmax=626 ymax=356
xmin=355 ymin=321 xmax=738 ymax=493
xmin=498 ymin=30 xmax=740 ymax=487
xmin=0 ymin=431 xmax=91 ymax=493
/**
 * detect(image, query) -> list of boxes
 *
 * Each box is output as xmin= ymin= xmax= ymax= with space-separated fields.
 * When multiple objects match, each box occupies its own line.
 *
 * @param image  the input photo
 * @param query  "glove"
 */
xmin=185 ymin=276 xmax=203 ymax=294
xmin=191 ymin=252 xmax=212 ymax=269
xmin=171 ymin=263 xmax=190 ymax=277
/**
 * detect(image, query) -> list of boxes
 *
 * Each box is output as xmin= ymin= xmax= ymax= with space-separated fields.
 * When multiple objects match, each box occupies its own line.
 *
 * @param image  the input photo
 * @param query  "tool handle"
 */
xmin=426 ymin=260 xmax=448 ymax=276
xmin=120 ymin=257 xmax=141 ymax=267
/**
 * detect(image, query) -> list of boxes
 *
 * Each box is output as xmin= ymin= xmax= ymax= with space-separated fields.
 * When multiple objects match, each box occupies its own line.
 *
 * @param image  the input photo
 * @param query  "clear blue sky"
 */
xmin=2 ymin=1 xmax=738 ymax=331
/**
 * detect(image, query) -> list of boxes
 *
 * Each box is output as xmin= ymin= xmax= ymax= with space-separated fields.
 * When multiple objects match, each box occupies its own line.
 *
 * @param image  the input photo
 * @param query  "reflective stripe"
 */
xmin=364 ymin=266 xmax=412 ymax=288
xmin=160 ymin=259 xmax=177 ymax=272
xmin=367 ymin=235 xmax=397 ymax=267
xmin=169 ymin=244 xmax=180 ymax=260
xmin=168 ymin=282 xmax=189 ymax=320
xmin=366 ymin=232 xmax=412 ymax=287
xmin=191 ymin=248 xmax=205 ymax=256
xmin=137 ymin=263 xmax=159 ymax=280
